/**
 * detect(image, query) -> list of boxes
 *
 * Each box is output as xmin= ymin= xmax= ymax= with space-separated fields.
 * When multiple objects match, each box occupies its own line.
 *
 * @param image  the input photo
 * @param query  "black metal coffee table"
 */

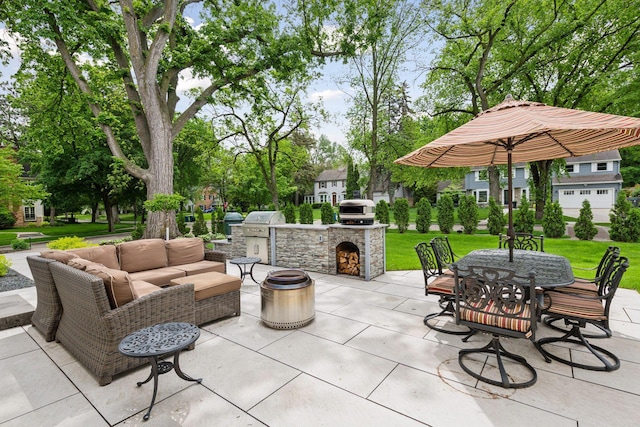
xmin=230 ymin=256 xmax=261 ymax=283
xmin=119 ymin=322 xmax=201 ymax=421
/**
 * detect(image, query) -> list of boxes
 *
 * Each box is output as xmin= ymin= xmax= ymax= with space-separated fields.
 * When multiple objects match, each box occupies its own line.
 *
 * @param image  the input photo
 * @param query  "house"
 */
xmin=458 ymin=149 xmax=622 ymax=210
xmin=305 ymin=168 xmax=347 ymax=206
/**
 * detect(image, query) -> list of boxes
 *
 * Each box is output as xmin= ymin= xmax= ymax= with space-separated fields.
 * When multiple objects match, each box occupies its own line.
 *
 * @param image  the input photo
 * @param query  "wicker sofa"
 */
xmin=27 ymin=238 xmax=241 ymax=385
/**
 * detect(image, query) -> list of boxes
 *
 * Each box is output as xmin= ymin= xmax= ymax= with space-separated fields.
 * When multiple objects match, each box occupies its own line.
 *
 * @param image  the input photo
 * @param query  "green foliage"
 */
xmin=98 ymin=237 xmax=133 ymax=246
xmin=574 ymin=200 xmax=598 ymax=241
xmin=487 ymin=197 xmax=506 ymax=235
xmin=542 ymin=200 xmax=565 ymax=238
xmin=299 ymin=203 xmax=314 ymax=224
xmin=11 ymin=239 xmax=30 ymax=250
xmin=192 ymin=207 xmax=209 ymax=236
xmin=346 ymin=157 xmax=360 ymax=199
xmin=609 ymin=192 xmax=640 ymax=242
xmin=214 ymin=207 xmax=225 ymax=234
xmin=394 ymin=198 xmax=410 ymax=233
xmin=514 ymin=198 xmax=535 ymax=234
xmin=0 ymin=255 xmax=11 ymax=276
xmin=46 ymin=236 xmax=97 ymax=250
xmin=143 ymin=193 xmax=184 ymax=213
xmin=131 ymin=223 xmax=145 ymax=240
xmin=320 ymin=203 xmax=335 ymax=224
xmin=283 ymin=204 xmax=296 ymax=223
xmin=415 ymin=198 xmax=431 ymax=233
xmin=0 ymin=209 xmax=16 ymax=229
xmin=177 ymin=212 xmax=188 ymax=235
xmin=458 ymin=195 xmax=479 ymax=234
xmin=437 ymin=194 xmax=455 ymax=234
xmin=375 ymin=200 xmax=390 ymax=225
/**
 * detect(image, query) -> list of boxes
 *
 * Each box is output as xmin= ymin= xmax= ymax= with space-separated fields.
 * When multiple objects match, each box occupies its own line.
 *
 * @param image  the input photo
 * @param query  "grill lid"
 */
xmin=244 ymin=211 xmax=286 ymax=225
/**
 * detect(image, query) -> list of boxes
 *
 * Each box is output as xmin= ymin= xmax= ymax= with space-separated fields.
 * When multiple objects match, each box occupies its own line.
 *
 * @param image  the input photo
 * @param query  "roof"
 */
xmin=553 ymin=173 xmax=623 ymax=185
xmin=565 ymin=149 xmax=621 ymax=163
xmin=315 ymin=168 xmax=347 ymax=182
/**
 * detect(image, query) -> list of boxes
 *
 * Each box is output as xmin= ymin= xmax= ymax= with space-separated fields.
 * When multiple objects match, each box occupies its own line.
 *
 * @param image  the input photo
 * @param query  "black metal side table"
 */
xmin=230 ymin=256 xmax=261 ymax=284
xmin=119 ymin=322 xmax=201 ymax=421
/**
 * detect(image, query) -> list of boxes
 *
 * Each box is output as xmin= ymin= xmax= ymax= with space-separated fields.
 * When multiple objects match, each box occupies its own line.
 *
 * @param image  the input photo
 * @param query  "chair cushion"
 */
xmin=130 ymin=280 xmax=162 ymax=299
xmin=84 ymin=264 xmax=135 ymax=308
xmin=165 ymin=238 xmax=205 ymax=266
xmin=68 ymin=245 xmax=120 ymax=270
xmin=427 ymin=275 xmax=455 ymax=295
xmin=117 ymin=239 xmax=168 ymax=273
xmin=460 ymin=300 xmax=532 ymax=334
xmin=39 ymin=250 xmax=79 ymax=264
xmin=128 ymin=267 xmax=186 ymax=286
xmin=172 ymin=260 xmax=225 ymax=275
xmin=169 ymin=273 xmax=241 ymax=301
xmin=543 ymin=291 xmax=606 ymax=321
xmin=553 ymin=279 xmax=598 ymax=295
xmin=67 ymin=258 xmax=104 ymax=271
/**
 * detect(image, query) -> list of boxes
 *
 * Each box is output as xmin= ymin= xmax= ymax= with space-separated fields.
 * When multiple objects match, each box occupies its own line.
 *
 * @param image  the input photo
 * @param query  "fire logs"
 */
xmin=337 ymin=249 xmax=360 ymax=276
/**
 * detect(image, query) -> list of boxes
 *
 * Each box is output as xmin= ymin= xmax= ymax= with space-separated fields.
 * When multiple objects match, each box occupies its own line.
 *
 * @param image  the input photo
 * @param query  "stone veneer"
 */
xmin=215 ymin=223 xmax=387 ymax=280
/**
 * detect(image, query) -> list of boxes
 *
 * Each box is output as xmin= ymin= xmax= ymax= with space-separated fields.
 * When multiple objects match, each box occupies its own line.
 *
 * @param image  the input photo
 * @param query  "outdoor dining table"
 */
xmin=454 ymin=249 xmax=574 ymax=289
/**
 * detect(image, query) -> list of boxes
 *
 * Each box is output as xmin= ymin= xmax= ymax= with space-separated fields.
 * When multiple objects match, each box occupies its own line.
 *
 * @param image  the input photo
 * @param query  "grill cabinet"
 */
xmin=241 ymin=211 xmax=285 ymax=263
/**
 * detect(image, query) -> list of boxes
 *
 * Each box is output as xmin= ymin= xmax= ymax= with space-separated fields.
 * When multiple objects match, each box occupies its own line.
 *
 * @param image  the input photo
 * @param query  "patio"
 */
xmin=1 ymin=248 xmax=640 ymax=426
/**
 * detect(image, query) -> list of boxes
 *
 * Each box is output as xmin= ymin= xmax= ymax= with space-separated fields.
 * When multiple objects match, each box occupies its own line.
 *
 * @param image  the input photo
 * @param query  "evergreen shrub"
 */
xmin=415 ymin=198 xmax=431 ymax=233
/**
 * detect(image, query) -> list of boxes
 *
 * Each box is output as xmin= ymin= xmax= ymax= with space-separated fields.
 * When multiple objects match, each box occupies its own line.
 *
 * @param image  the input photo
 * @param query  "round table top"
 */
xmin=230 ymin=257 xmax=261 ymax=265
xmin=119 ymin=322 xmax=200 ymax=358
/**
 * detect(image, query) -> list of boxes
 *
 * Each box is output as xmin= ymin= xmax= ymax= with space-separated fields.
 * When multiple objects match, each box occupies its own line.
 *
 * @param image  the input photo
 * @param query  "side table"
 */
xmin=230 ymin=256 xmax=261 ymax=284
xmin=119 ymin=322 xmax=201 ymax=421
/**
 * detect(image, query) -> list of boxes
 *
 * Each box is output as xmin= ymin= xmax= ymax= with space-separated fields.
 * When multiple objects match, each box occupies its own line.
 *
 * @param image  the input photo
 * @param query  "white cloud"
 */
xmin=177 ymin=68 xmax=211 ymax=92
xmin=309 ymin=89 xmax=345 ymax=101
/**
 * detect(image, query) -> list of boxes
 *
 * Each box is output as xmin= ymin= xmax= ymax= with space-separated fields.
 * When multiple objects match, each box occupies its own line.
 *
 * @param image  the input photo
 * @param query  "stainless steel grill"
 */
xmin=338 ymin=199 xmax=376 ymax=225
xmin=261 ymin=270 xmax=315 ymax=329
xmin=242 ymin=211 xmax=285 ymax=262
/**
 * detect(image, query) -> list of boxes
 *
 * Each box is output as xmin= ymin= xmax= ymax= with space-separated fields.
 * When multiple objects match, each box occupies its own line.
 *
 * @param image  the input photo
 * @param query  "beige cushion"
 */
xmin=69 ymin=245 xmax=120 ymax=270
xmin=40 ymin=250 xmax=78 ymax=264
xmin=172 ymin=260 xmax=225 ymax=276
xmin=117 ymin=239 xmax=168 ymax=273
xmin=84 ymin=264 xmax=135 ymax=308
xmin=165 ymin=238 xmax=205 ymax=266
xmin=128 ymin=267 xmax=186 ymax=286
xmin=130 ymin=280 xmax=161 ymax=299
xmin=170 ymin=273 xmax=241 ymax=301
xmin=67 ymin=258 xmax=103 ymax=271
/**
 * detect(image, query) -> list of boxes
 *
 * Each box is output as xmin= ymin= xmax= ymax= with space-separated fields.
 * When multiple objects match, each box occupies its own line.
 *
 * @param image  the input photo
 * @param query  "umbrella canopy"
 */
xmin=395 ymin=95 xmax=640 ymax=261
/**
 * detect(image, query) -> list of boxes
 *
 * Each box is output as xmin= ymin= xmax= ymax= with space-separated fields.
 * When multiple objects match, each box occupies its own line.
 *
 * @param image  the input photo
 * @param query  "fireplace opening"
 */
xmin=336 ymin=242 xmax=360 ymax=276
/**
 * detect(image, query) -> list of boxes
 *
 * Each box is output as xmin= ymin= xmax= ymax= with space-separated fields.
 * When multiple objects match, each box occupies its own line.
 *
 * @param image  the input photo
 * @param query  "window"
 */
xmin=597 ymin=189 xmax=609 ymax=195
xmin=319 ymin=181 xmax=326 ymax=189
xmin=24 ymin=206 xmax=36 ymax=221
xmin=580 ymin=190 xmax=591 ymax=195
xmin=592 ymin=161 xmax=612 ymax=172
xmin=475 ymin=169 xmax=488 ymax=181
xmin=565 ymin=164 xmax=575 ymax=173
xmin=332 ymin=181 xmax=337 ymax=187
xmin=477 ymin=190 xmax=488 ymax=203
xmin=564 ymin=190 xmax=574 ymax=196
xmin=596 ymin=163 xmax=607 ymax=171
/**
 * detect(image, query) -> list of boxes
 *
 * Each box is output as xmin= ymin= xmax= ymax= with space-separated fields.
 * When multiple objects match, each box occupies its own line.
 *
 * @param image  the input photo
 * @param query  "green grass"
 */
xmin=0 ymin=222 xmax=135 ymax=246
xmin=385 ymin=229 xmax=639 ymax=291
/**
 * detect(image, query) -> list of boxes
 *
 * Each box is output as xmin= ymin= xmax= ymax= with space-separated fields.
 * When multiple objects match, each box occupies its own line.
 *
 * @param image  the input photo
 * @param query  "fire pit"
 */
xmin=260 ymin=269 xmax=315 ymax=329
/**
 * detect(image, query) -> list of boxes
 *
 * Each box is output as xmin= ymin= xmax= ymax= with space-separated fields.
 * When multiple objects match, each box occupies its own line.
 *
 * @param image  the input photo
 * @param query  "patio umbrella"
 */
xmin=395 ymin=95 xmax=640 ymax=261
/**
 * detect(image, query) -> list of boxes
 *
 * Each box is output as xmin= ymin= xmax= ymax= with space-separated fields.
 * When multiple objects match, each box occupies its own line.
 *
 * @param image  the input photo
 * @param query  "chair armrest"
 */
xmin=205 ymin=250 xmax=227 ymax=272
xmin=103 ymin=283 xmax=195 ymax=333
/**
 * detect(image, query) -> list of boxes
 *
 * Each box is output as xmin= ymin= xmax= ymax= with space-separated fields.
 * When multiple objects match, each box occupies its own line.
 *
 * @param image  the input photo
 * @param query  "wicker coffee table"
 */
xmin=119 ymin=322 xmax=201 ymax=421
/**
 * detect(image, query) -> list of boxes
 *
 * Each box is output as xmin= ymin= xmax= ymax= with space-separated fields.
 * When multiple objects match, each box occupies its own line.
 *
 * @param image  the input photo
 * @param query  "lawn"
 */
xmin=0 ymin=222 xmax=135 ymax=246
xmin=385 ymin=229 xmax=639 ymax=291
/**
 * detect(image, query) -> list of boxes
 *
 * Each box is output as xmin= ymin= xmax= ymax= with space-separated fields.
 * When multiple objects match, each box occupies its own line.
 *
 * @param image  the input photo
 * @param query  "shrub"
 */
xmin=215 ymin=207 xmax=225 ymax=234
xmin=192 ymin=207 xmax=209 ymax=236
xmin=283 ymin=204 xmax=296 ymax=223
xmin=0 ymin=254 xmax=12 ymax=276
xmin=609 ymin=192 xmax=640 ymax=242
xmin=458 ymin=195 xmax=479 ymax=234
xmin=311 ymin=203 xmax=322 ymax=209
xmin=0 ymin=209 xmax=16 ymax=229
xmin=415 ymin=198 xmax=431 ymax=233
xmin=11 ymin=239 xmax=30 ymax=250
xmin=177 ymin=212 xmax=188 ymax=235
xmin=437 ymin=193 xmax=455 ymax=234
xmin=47 ymin=236 xmax=96 ymax=250
xmin=542 ymin=200 xmax=565 ymax=238
xmin=131 ymin=223 xmax=145 ymax=240
xmin=299 ymin=203 xmax=314 ymax=224
xmin=375 ymin=200 xmax=390 ymax=225
xmin=573 ymin=199 xmax=598 ymax=241
xmin=394 ymin=198 xmax=410 ymax=233
xmin=514 ymin=197 xmax=535 ymax=234
xmin=487 ymin=197 xmax=506 ymax=235
xmin=99 ymin=236 xmax=133 ymax=245
xmin=320 ymin=202 xmax=335 ymax=224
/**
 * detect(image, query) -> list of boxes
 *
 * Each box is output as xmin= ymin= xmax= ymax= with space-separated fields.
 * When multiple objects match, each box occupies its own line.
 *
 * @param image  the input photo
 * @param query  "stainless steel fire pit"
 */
xmin=261 ymin=269 xmax=315 ymax=329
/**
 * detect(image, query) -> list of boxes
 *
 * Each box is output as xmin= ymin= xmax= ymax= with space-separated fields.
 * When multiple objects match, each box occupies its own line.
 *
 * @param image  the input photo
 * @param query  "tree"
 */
xmin=0 ymin=147 xmax=48 ymax=216
xmin=542 ymin=200 xmax=565 ymax=238
xmin=458 ymin=195 xmax=478 ymax=234
xmin=436 ymin=194 xmax=454 ymax=234
xmin=346 ymin=156 xmax=360 ymax=199
xmin=394 ymin=198 xmax=410 ymax=233
xmin=299 ymin=203 xmax=314 ymax=224
xmin=3 ymin=0 xmax=376 ymax=238
xmin=283 ymin=204 xmax=296 ymax=224
xmin=487 ymin=197 xmax=506 ymax=235
xmin=574 ymin=200 xmax=598 ymax=241
xmin=415 ymin=197 xmax=431 ymax=233
xmin=191 ymin=207 xmax=209 ymax=237
xmin=320 ymin=202 xmax=335 ymax=224
xmin=375 ymin=200 xmax=390 ymax=225
xmin=514 ymin=198 xmax=535 ymax=234
xmin=609 ymin=192 xmax=640 ymax=243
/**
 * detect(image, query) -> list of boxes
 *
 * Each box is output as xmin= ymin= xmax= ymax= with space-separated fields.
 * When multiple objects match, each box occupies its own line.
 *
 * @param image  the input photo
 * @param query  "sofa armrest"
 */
xmin=103 ymin=283 xmax=195 ymax=333
xmin=205 ymin=250 xmax=227 ymax=273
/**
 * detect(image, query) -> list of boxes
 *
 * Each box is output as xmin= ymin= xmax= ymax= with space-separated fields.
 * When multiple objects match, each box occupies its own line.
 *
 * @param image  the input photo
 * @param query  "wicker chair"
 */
xmin=537 ymin=256 xmax=629 ymax=371
xmin=49 ymin=262 xmax=195 ymax=385
xmin=453 ymin=263 xmax=538 ymax=388
xmin=415 ymin=242 xmax=471 ymax=336
xmin=498 ymin=233 xmax=544 ymax=252
xmin=27 ymin=256 xmax=62 ymax=342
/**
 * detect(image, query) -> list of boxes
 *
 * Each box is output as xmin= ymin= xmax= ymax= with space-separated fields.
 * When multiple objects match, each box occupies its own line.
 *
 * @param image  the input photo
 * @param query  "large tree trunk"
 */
xmin=488 ymin=166 xmax=501 ymax=203
xmin=102 ymin=194 xmax=115 ymax=233
xmin=531 ymin=160 xmax=553 ymax=220
xmin=91 ymin=203 xmax=99 ymax=222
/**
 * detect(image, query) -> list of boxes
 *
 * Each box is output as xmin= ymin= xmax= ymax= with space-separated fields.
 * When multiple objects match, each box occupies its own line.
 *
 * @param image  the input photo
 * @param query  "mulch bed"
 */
xmin=0 ymin=269 xmax=35 ymax=292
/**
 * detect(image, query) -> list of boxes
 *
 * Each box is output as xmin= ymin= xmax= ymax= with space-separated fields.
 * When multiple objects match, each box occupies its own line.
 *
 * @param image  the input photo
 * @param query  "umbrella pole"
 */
xmin=507 ymin=147 xmax=514 ymax=262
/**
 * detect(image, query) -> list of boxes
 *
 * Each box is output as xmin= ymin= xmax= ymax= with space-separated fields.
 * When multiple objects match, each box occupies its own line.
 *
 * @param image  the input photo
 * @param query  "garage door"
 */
xmin=558 ymin=188 xmax=614 ymax=209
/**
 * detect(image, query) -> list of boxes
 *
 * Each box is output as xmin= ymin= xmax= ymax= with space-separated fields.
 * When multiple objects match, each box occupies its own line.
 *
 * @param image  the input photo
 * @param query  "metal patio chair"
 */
xmin=498 ymin=233 xmax=544 ymax=252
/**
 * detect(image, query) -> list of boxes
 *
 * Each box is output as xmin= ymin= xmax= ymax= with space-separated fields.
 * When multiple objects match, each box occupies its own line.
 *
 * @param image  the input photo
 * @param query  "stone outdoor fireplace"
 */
xmin=336 ymin=242 xmax=360 ymax=276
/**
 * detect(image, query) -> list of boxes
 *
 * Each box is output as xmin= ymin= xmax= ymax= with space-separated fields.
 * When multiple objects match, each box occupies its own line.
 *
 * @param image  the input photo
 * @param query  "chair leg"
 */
xmin=423 ymin=298 xmax=473 ymax=336
xmin=458 ymin=336 xmax=537 ymax=389
xmin=543 ymin=315 xmax=611 ymax=339
xmin=536 ymin=324 xmax=620 ymax=371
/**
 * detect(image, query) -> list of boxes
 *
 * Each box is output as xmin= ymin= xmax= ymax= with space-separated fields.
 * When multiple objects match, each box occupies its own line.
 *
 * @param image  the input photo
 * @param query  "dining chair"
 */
xmin=537 ymin=256 xmax=629 ymax=371
xmin=453 ymin=263 xmax=538 ymax=388
xmin=552 ymin=245 xmax=619 ymax=296
xmin=429 ymin=236 xmax=459 ymax=274
xmin=415 ymin=242 xmax=472 ymax=336
xmin=498 ymin=233 xmax=544 ymax=252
